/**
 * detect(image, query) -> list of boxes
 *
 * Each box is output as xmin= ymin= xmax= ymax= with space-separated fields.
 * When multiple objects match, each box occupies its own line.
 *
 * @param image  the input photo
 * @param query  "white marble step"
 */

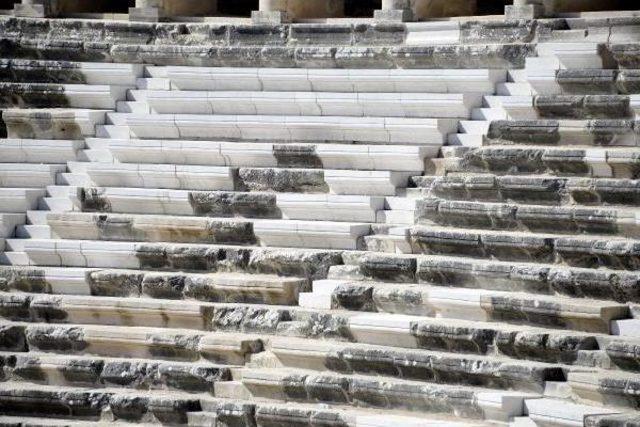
xmin=0 ymin=164 xmax=67 ymax=188
xmin=4 ymin=59 xmax=143 ymax=85
xmin=0 ymin=213 xmax=26 ymax=238
xmin=157 ymin=66 xmax=506 ymax=94
xmin=128 ymin=90 xmax=480 ymax=119
xmin=105 ymin=112 xmax=457 ymax=146
xmin=0 ymin=139 xmax=83 ymax=163
xmin=84 ymin=138 xmax=436 ymax=171
xmin=0 ymin=188 xmax=45 ymax=213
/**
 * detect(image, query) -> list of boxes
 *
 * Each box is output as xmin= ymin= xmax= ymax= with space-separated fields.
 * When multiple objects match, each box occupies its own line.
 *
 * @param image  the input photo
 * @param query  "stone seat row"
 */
xmin=64 ymin=187 xmax=388 ymax=223
xmin=83 ymin=138 xmax=433 ymax=171
xmin=0 ymin=83 xmax=128 ymax=110
xmin=126 ymin=90 xmax=480 ymax=119
xmin=0 ymin=307 xmax=631 ymax=404
xmin=0 ymin=188 xmax=44 ymax=213
xmin=0 ymin=164 xmax=66 ymax=188
xmin=484 ymin=94 xmax=640 ymax=120
xmin=146 ymin=66 xmax=506 ymax=94
xmin=463 ymin=146 xmax=640 ymax=179
xmin=0 ymin=284 xmax=632 ymax=367
xmin=410 ymin=174 xmax=640 ymax=207
xmin=65 ymin=162 xmax=415 ymax=196
xmin=526 ymin=68 xmax=640 ymax=96
xmin=409 ymin=225 xmax=640 ymax=269
xmin=42 ymin=212 xmax=372 ymax=250
xmin=2 ymin=107 xmax=456 ymax=146
xmin=416 ymin=197 xmax=640 ymax=237
xmin=485 ymin=119 xmax=640 ymax=146
xmin=104 ymin=112 xmax=458 ymax=146
xmin=300 ymin=278 xmax=628 ymax=334
xmin=0 ymin=59 xmax=143 ymax=86
xmin=332 ymin=252 xmax=640 ymax=303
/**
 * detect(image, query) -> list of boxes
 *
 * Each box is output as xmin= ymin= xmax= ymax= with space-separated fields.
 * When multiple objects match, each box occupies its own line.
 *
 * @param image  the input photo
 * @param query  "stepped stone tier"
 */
xmin=1 ymin=2 xmax=640 ymax=426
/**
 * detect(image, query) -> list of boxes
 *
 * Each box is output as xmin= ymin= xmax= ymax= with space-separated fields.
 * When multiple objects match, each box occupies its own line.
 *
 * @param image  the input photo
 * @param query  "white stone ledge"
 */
xmin=253 ymin=219 xmax=371 ymax=250
xmin=3 ymin=109 xmax=107 ymax=139
xmin=131 ymin=90 xmax=479 ymax=119
xmin=69 ymin=162 xmax=236 ymax=191
xmin=535 ymin=42 xmax=605 ymax=69
xmin=85 ymin=138 xmax=435 ymax=171
xmin=0 ymin=139 xmax=83 ymax=163
xmin=0 ymin=164 xmax=67 ymax=188
xmin=164 ymin=67 xmax=506 ymax=94
xmin=107 ymin=113 xmax=457 ymax=146
xmin=0 ymin=188 xmax=45 ymax=213
xmin=0 ymin=213 xmax=26 ymax=238
xmin=276 ymin=193 xmax=384 ymax=222
xmin=4 ymin=60 xmax=143 ymax=86
xmin=61 ymin=84 xmax=128 ymax=109
xmin=524 ymin=398 xmax=620 ymax=426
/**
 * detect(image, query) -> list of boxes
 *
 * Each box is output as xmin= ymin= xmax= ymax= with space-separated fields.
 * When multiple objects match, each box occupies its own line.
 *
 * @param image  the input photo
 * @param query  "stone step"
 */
xmin=485 ymin=119 xmax=639 ymax=147
xmin=411 ymin=254 xmax=640 ymax=303
xmin=0 ymin=59 xmax=143 ymax=86
xmin=0 ymin=251 xmax=29 ymax=266
xmin=2 ymin=109 xmax=107 ymax=140
xmin=241 ymin=368 xmax=539 ymax=422
xmin=0 ymin=269 xmax=306 ymax=305
xmin=345 ymin=312 xmax=607 ymax=365
xmin=38 ymin=197 xmax=73 ymax=212
xmin=0 ymin=416 xmax=98 ymax=426
xmin=463 ymin=146 xmax=640 ymax=179
xmin=0 ymin=164 xmax=67 ymax=188
xmin=128 ymin=90 xmax=480 ymax=119
xmin=409 ymin=225 xmax=640 ymax=270
xmin=496 ymin=82 xmax=535 ymax=96
xmin=84 ymin=138 xmax=435 ymax=171
xmin=568 ymin=370 xmax=640 ymax=410
xmin=534 ymin=42 xmax=606 ymax=69
xmin=526 ymin=68 xmax=640 ymax=96
xmin=305 ymin=279 xmax=629 ymax=333
xmin=191 ymin=400 xmax=491 ymax=427
xmin=0 ymin=188 xmax=45 ymax=213
xmin=115 ymin=100 xmax=149 ymax=113
xmin=45 ymin=212 xmax=372 ymax=250
xmin=0 ymin=139 xmax=83 ymax=163
xmin=0 ymin=351 xmax=233 ymax=393
xmin=4 ymin=322 xmax=263 ymax=365
xmin=105 ymin=112 xmax=457 ymax=146
xmin=412 ymin=174 xmax=640 ymax=208
xmin=135 ymin=77 xmax=170 ymax=90
xmin=18 ymin=240 xmax=342 ymax=277
xmin=415 ymin=197 xmax=640 ymax=237
xmin=0 ymin=214 xmax=26 ymax=238
xmin=75 ymin=187 xmax=385 ymax=223
xmin=0 ymin=83 xmax=128 ymax=109
xmin=490 ymin=94 xmax=640 ymax=120
xmin=14 ymin=225 xmax=50 ymax=239
xmin=458 ymin=120 xmax=490 ymax=134
xmin=269 ymin=337 xmax=564 ymax=393
xmin=161 ymin=67 xmax=506 ymax=94
xmin=0 ymin=381 xmax=202 ymax=423
xmin=68 ymin=162 xmax=415 ymax=196
xmin=524 ymin=398 xmax=623 ymax=427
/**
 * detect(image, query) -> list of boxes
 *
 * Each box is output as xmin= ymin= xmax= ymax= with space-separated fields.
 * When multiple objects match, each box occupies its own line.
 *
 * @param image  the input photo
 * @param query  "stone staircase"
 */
xmin=0 ymin=14 xmax=640 ymax=426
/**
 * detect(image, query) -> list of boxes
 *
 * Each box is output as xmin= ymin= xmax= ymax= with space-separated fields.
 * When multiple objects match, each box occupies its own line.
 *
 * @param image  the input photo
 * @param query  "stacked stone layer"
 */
xmin=0 ymin=14 xmax=640 ymax=427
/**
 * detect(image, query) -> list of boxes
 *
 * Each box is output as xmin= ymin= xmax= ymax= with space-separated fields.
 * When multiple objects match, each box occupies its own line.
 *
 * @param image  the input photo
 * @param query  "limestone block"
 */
xmin=0 ymin=60 xmax=143 ymax=86
xmin=536 ymin=43 xmax=605 ymax=70
xmin=253 ymin=219 xmax=371 ymax=250
xmin=0 ymin=214 xmax=25 ymax=238
xmin=257 ymin=0 xmax=344 ymax=21
xmin=0 ymin=188 xmax=44 ymax=213
xmin=569 ymin=371 xmax=640 ymax=409
xmin=2 ymin=109 xmax=105 ymax=140
xmin=132 ymin=0 xmax=218 ymax=19
xmin=348 ymin=313 xmax=420 ymax=348
xmin=525 ymin=398 xmax=621 ymax=427
xmin=164 ymin=67 xmax=504 ymax=95
xmin=79 ymin=163 xmax=236 ymax=191
xmin=0 ymin=164 xmax=66 ymax=188
xmin=0 ymin=139 xmax=82 ymax=163
xmin=276 ymin=194 xmax=384 ymax=222
xmin=324 ymin=171 xmax=414 ymax=196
